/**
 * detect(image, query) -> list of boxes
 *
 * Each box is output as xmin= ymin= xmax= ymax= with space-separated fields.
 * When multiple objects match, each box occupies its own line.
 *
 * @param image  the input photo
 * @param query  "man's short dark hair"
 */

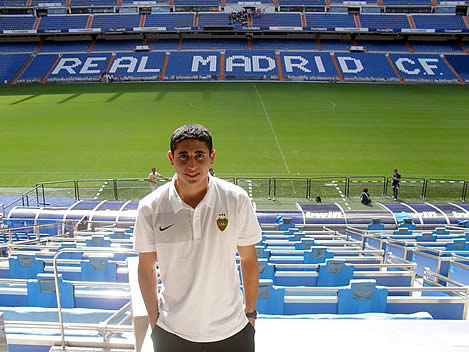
xmin=170 ymin=124 xmax=213 ymax=154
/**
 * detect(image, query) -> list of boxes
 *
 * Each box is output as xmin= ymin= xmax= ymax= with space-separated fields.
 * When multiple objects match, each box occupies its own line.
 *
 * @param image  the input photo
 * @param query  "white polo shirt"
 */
xmin=133 ymin=174 xmax=262 ymax=342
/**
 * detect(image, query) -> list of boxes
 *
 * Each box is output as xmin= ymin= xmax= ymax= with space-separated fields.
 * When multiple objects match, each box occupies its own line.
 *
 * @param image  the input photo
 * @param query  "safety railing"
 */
xmin=3 ymin=175 xmax=468 ymax=211
xmin=52 ymin=247 xmax=137 ymax=350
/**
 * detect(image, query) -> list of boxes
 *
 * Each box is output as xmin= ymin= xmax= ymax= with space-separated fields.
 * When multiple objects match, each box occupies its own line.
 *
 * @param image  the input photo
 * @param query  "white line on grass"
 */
xmin=253 ymin=83 xmax=290 ymax=174
xmin=94 ymin=181 xmax=108 ymax=200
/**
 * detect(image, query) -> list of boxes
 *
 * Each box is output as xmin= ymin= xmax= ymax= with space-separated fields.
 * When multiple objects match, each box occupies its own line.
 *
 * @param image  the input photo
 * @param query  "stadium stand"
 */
xmin=0 ymin=54 xmax=31 ymax=83
xmin=0 ymin=16 xmax=36 ymax=31
xmin=355 ymin=40 xmax=409 ymax=52
xmin=358 ymin=14 xmax=410 ymax=31
xmin=106 ymin=52 xmax=166 ymax=79
xmin=146 ymin=39 xmax=179 ymax=50
xmin=319 ymin=39 xmax=350 ymax=51
xmin=278 ymin=0 xmax=326 ymax=5
xmin=173 ymin=0 xmax=220 ymax=5
xmin=19 ymin=54 xmax=58 ymax=83
xmin=305 ymin=14 xmax=356 ymax=29
xmin=409 ymin=41 xmax=464 ymax=53
xmin=279 ymin=51 xmax=338 ymax=80
xmin=382 ymin=0 xmax=431 ymax=5
xmin=197 ymin=12 xmax=232 ymax=27
xmin=71 ymin=0 xmax=118 ymax=6
xmin=40 ymin=40 xmax=91 ymax=52
xmin=335 ymin=52 xmax=398 ymax=81
xmin=164 ymin=51 xmax=220 ymax=80
xmin=412 ymin=14 xmax=468 ymax=31
xmin=92 ymin=39 xmax=143 ymax=51
xmin=91 ymin=14 xmax=141 ymax=30
xmin=388 ymin=53 xmax=459 ymax=82
xmin=445 ymin=54 xmax=469 ymax=80
xmin=38 ymin=15 xmax=90 ymax=31
xmin=182 ymin=39 xmax=247 ymax=49
xmin=251 ymin=13 xmax=303 ymax=29
xmin=30 ymin=0 xmax=67 ymax=5
xmin=46 ymin=53 xmax=113 ymax=81
xmin=0 ymin=42 xmax=39 ymax=53
xmin=144 ymin=13 xmax=194 ymax=29
xmin=252 ymin=39 xmax=317 ymax=50
xmin=224 ymin=50 xmax=279 ymax=79
xmin=0 ymin=0 xmax=28 ymax=6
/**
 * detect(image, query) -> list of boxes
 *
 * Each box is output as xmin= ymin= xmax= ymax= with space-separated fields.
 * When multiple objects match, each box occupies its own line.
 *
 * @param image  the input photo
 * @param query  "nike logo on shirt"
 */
xmin=159 ymin=224 xmax=174 ymax=231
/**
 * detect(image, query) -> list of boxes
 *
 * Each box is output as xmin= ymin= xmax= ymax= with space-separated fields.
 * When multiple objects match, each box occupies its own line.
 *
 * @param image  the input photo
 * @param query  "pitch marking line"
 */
xmin=94 ymin=181 xmax=108 ymax=200
xmin=253 ymin=83 xmax=291 ymax=174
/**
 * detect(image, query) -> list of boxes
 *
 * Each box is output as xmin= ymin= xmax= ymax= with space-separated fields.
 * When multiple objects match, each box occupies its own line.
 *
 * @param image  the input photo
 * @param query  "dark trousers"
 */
xmin=151 ymin=323 xmax=255 ymax=352
xmin=393 ymin=185 xmax=399 ymax=198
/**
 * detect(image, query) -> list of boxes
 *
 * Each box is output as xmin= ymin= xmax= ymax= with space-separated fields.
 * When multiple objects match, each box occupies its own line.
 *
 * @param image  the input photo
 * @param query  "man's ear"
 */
xmin=210 ymin=150 xmax=216 ymax=165
xmin=168 ymin=151 xmax=174 ymax=166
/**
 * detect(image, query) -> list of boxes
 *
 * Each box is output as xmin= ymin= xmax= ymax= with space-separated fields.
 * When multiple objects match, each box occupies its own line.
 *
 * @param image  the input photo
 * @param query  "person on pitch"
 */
xmin=134 ymin=123 xmax=261 ymax=351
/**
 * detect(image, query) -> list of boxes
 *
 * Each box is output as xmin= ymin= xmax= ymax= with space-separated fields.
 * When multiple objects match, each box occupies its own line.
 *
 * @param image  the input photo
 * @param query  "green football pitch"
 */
xmin=1 ymin=82 xmax=468 ymax=207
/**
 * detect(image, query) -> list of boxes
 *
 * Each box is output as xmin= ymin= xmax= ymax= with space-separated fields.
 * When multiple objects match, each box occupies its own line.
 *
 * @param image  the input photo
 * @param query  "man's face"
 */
xmin=168 ymin=139 xmax=215 ymax=188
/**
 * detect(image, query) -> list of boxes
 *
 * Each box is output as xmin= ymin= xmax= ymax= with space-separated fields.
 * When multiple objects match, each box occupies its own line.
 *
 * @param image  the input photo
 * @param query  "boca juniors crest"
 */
xmin=216 ymin=213 xmax=228 ymax=232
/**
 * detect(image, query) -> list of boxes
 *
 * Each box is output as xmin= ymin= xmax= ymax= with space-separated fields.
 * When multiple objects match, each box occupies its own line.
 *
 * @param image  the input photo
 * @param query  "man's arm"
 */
xmin=238 ymin=245 xmax=259 ymax=327
xmin=138 ymin=251 xmax=159 ymax=328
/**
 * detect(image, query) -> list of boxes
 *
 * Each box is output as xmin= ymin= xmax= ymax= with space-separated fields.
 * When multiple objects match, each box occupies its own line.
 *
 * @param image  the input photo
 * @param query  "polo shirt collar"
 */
xmin=168 ymin=173 xmax=214 ymax=212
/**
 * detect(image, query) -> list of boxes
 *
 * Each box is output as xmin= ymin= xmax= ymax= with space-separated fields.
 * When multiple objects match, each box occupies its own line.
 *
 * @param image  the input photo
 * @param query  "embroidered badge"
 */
xmin=216 ymin=213 xmax=228 ymax=232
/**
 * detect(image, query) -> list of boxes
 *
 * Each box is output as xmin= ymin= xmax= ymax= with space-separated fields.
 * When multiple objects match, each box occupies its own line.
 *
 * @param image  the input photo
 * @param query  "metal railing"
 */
xmin=3 ymin=175 xmax=468 ymax=211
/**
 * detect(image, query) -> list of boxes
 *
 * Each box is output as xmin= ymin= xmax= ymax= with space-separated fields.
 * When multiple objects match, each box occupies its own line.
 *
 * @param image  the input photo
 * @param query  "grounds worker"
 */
xmin=134 ymin=124 xmax=261 ymax=352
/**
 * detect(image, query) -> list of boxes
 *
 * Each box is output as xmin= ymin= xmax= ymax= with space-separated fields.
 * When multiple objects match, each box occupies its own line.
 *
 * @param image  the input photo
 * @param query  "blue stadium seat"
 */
xmin=71 ymin=0 xmax=117 ymax=6
xmin=164 ymin=51 xmax=220 ymax=79
xmin=224 ymin=50 xmax=279 ymax=79
xmin=412 ymin=15 xmax=468 ymax=31
xmin=144 ymin=13 xmax=194 ymax=29
xmin=445 ymin=54 xmax=469 ymax=80
xmin=197 ymin=12 xmax=231 ymax=27
xmin=279 ymin=51 xmax=338 ymax=81
xmin=335 ymin=52 xmax=398 ymax=81
xmin=107 ymin=52 xmax=166 ymax=79
xmin=389 ymin=53 xmax=459 ymax=82
xmin=174 ymin=0 xmax=219 ymax=5
xmin=0 ymin=15 xmax=36 ymax=30
xmin=410 ymin=41 xmax=463 ymax=53
xmin=359 ymin=14 xmax=409 ymax=30
xmin=92 ymin=40 xmax=143 ymax=51
xmin=147 ymin=39 xmax=179 ymax=50
xmin=356 ymin=40 xmax=409 ymax=52
xmin=278 ymin=0 xmax=325 ymax=5
xmin=91 ymin=14 xmax=140 ymax=29
xmin=251 ymin=13 xmax=302 ymax=28
xmin=38 ymin=15 xmax=89 ymax=31
xmin=305 ymin=14 xmax=356 ymax=29
xmin=19 ymin=54 xmax=58 ymax=82
xmin=0 ymin=42 xmax=38 ymax=53
xmin=252 ymin=39 xmax=317 ymax=50
xmin=382 ymin=0 xmax=430 ymax=5
xmin=40 ymin=41 xmax=90 ymax=53
xmin=319 ymin=39 xmax=350 ymax=50
xmin=182 ymin=39 xmax=247 ymax=49
xmin=30 ymin=0 xmax=66 ymax=5
xmin=46 ymin=52 xmax=113 ymax=81
xmin=0 ymin=54 xmax=30 ymax=83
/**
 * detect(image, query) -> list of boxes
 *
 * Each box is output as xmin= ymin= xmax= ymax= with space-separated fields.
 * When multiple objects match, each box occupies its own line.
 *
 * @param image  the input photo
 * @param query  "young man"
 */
xmin=134 ymin=124 xmax=261 ymax=352
xmin=148 ymin=168 xmax=161 ymax=192
xmin=392 ymin=168 xmax=401 ymax=200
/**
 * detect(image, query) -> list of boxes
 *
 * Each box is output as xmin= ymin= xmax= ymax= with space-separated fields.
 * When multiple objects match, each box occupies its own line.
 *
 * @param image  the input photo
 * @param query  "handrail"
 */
xmin=3 ymin=175 xmax=469 ymax=212
xmin=52 ymin=247 xmax=137 ymax=350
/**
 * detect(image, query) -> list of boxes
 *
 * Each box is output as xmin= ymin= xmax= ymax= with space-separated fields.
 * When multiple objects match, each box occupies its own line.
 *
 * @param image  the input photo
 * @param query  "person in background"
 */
xmin=315 ymin=196 xmax=321 ymax=203
xmin=360 ymin=188 xmax=371 ymax=205
xmin=392 ymin=169 xmax=401 ymax=200
xmin=148 ymin=168 xmax=161 ymax=192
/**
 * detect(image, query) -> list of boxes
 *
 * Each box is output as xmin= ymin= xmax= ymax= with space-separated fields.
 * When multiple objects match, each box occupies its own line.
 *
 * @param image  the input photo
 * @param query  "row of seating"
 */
xmin=0 ymin=13 xmax=468 ymax=32
xmin=1 ymin=38 xmax=465 ymax=53
xmin=0 ymin=0 xmax=457 ymax=7
xmin=1 ymin=51 xmax=467 ymax=84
